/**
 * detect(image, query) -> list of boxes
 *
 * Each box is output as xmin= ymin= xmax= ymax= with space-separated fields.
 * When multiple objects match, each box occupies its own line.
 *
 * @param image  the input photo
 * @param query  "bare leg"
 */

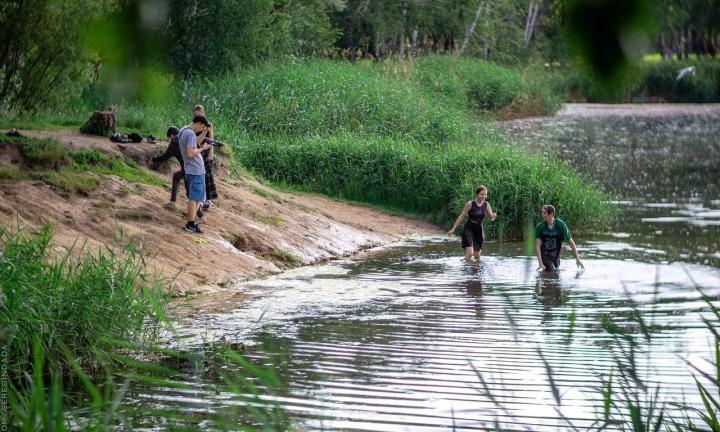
xmin=464 ymin=246 xmax=475 ymax=261
xmin=186 ymin=200 xmax=199 ymax=224
xmin=473 ymin=249 xmax=482 ymax=260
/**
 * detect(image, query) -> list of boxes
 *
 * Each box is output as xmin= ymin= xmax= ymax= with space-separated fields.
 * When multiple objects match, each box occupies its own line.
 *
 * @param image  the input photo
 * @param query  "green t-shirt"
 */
xmin=534 ymin=218 xmax=572 ymax=264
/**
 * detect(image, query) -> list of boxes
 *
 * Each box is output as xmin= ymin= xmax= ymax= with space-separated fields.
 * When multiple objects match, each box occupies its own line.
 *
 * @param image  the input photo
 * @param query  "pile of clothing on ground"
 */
xmin=110 ymin=132 xmax=156 ymax=144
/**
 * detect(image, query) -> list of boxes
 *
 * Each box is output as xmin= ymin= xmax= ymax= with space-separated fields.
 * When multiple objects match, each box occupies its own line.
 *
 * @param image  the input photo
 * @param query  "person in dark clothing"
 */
xmin=150 ymin=126 xmax=188 ymax=206
xmin=534 ymin=204 xmax=584 ymax=272
xmin=193 ymin=105 xmax=218 ymax=209
xmin=447 ymin=185 xmax=498 ymax=261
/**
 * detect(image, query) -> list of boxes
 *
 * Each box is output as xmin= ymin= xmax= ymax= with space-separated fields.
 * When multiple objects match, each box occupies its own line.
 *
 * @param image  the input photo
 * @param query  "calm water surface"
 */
xmin=128 ymin=107 xmax=720 ymax=430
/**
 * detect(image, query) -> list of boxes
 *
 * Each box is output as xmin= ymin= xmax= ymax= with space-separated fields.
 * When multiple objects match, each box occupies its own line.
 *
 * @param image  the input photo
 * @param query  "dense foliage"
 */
xmin=237 ymin=132 xmax=610 ymax=238
xmin=2 ymin=0 xmax=718 ymax=111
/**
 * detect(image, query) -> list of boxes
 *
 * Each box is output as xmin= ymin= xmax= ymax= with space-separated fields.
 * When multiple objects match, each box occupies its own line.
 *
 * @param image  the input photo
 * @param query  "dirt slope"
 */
xmin=0 ymin=129 xmax=440 ymax=295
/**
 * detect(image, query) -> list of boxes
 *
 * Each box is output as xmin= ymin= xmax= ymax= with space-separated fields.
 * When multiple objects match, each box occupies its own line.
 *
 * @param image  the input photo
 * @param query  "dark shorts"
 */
xmin=461 ymin=222 xmax=484 ymax=251
xmin=186 ymin=174 xmax=206 ymax=202
xmin=541 ymin=254 xmax=560 ymax=272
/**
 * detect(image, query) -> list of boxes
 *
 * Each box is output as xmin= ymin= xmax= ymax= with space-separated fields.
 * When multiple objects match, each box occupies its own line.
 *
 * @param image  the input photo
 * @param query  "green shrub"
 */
xmin=501 ymin=68 xmax=565 ymax=118
xmin=466 ymin=64 xmax=523 ymax=111
xmin=410 ymin=56 xmax=562 ymax=117
xmin=236 ymin=132 xmax=613 ymax=238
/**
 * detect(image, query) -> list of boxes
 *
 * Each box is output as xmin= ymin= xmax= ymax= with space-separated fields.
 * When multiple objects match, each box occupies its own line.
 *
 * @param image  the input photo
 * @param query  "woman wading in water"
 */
xmin=447 ymin=185 xmax=497 ymax=261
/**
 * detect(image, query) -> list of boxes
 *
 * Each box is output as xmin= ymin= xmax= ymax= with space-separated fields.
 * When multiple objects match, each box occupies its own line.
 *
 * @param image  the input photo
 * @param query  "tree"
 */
xmin=163 ymin=0 xmax=343 ymax=76
xmin=164 ymin=0 xmax=291 ymax=76
xmin=0 ymin=0 xmax=118 ymax=111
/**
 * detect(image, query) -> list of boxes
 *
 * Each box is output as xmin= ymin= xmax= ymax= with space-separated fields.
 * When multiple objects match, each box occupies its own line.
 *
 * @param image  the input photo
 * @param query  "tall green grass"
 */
xmin=560 ymin=58 xmax=720 ymax=103
xmin=60 ymin=59 xmax=471 ymax=145
xmin=9 ymin=339 xmax=290 ymax=431
xmin=0 ymin=223 xmax=165 ymax=382
xmin=409 ymin=56 xmax=564 ymax=118
xmin=181 ymin=59 xmax=471 ymax=146
xmin=2 ymin=223 xmax=290 ymax=431
xmin=4 ymin=57 xmax=563 ymax=138
xmin=1 ymin=222 xmax=166 ymax=428
xmin=237 ymin=132 xmax=612 ymax=238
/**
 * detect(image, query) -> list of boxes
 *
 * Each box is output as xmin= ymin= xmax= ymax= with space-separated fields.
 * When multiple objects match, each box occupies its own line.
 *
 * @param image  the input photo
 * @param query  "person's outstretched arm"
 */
xmin=447 ymin=202 xmax=472 ymax=235
xmin=535 ymin=239 xmax=545 ymax=271
xmin=152 ymin=142 xmax=175 ymax=165
xmin=485 ymin=202 xmax=497 ymax=221
xmin=568 ymin=238 xmax=584 ymax=269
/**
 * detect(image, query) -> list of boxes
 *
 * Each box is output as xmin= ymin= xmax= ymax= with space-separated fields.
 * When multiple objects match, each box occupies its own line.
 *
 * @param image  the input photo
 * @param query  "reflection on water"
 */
xmin=500 ymin=108 xmax=720 ymax=267
xmin=124 ymin=240 xmax=720 ymax=431
xmin=122 ymin=108 xmax=720 ymax=430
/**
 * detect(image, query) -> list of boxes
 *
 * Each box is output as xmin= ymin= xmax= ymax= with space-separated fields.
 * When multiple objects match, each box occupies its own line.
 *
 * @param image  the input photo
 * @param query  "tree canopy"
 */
xmin=1 ymin=0 xmax=718 ymax=110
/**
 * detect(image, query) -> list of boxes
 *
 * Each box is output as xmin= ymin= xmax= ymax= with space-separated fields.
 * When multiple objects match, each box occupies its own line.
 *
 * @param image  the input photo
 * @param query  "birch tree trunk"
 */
xmin=411 ymin=28 xmax=418 ymax=57
xmin=523 ymin=2 xmax=541 ymax=49
xmin=460 ymin=1 xmax=485 ymax=56
xmin=523 ymin=2 xmax=534 ymax=47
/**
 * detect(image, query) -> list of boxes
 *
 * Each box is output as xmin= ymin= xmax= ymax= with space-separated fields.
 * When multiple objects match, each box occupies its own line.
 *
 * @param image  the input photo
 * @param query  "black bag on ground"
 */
xmin=127 ymin=132 xmax=143 ymax=143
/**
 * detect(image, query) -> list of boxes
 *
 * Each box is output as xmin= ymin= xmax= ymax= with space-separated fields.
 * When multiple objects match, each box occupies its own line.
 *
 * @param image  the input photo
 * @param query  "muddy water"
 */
xmin=128 ymin=106 xmax=720 ymax=430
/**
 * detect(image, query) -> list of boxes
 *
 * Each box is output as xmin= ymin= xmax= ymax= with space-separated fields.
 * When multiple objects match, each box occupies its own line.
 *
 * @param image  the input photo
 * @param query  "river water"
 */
xmin=127 ymin=105 xmax=720 ymax=431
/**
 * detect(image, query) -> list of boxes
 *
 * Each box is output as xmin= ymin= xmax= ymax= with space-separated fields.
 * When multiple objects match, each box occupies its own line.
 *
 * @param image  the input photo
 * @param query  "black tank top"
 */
xmin=468 ymin=200 xmax=487 ymax=223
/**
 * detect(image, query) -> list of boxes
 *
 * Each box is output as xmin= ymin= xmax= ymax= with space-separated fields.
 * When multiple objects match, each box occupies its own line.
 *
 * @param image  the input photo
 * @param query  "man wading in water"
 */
xmin=534 ymin=204 xmax=584 ymax=272
xmin=447 ymin=185 xmax=498 ymax=261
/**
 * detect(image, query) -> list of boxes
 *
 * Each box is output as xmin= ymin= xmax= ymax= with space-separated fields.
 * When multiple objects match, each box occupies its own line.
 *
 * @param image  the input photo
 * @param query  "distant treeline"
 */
xmin=1 ymin=0 xmax=719 ymax=111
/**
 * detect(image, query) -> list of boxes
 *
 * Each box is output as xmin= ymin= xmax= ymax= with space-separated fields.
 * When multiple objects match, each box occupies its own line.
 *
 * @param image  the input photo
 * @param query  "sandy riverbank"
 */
xmin=0 ymin=129 xmax=440 ymax=295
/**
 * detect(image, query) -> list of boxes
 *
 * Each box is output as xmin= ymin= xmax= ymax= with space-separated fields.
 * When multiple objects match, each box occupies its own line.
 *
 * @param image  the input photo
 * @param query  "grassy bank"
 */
xmin=237 ymin=132 xmax=611 ymax=238
xmin=406 ymin=56 xmax=564 ymax=119
xmin=158 ymin=60 xmax=613 ymax=235
xmin=1 ymin=57 xmax=613 ymax=237
xmin=0 ymin=133 xmax=163 ymax=196
xmin=561 ymin=58 xmax=720 ymax=103
xmin=1 ymin=224 xmax=289 ymax=431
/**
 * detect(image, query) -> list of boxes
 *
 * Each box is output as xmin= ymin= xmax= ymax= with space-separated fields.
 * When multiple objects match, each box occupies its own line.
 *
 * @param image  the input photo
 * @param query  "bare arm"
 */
xmin=186 ymin=130 xmax=210 ymax=158
xmin=535 ymin=239 xmax=545 ymax=271
xmin=151 ymin=142 xmax=174 ymax=165
xmin=447 ymin=202 xmax=472 ymax=235
xmin=187 ymin=143 xmax=210 ymax=159
xmin=568 ymin=238 xmax=584 ymax=268
xmin=485 ymin=202 xmax=497 ymax=221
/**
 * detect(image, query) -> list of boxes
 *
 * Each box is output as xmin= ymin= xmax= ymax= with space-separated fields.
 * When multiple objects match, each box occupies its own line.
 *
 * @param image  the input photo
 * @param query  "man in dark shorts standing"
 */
xmin=534 ymin=204 xmax=584 ymax=272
